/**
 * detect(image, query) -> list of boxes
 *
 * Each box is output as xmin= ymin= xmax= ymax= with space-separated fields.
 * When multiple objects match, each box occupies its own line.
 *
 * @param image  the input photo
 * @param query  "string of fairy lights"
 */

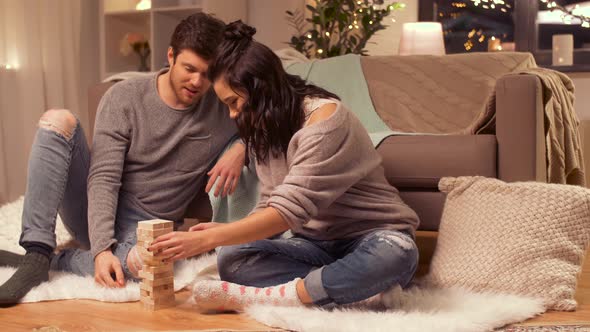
xmin=447 ymin=1 xmax=513 ymax=51
xmin=464 ymin=0 xmax=589 ymax=28
xmin=445 ymin=0 xmax=589 ymax=51
xmin=468 ymin=0 xmax=512 ymax=12
xmin=539 ymin=0 xmax=590 ymax=28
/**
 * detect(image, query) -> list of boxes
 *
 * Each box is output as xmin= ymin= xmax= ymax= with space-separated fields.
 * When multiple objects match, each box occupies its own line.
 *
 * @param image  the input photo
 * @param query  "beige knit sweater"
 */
xmin=253 ymin=101 xmax=420 ymax=240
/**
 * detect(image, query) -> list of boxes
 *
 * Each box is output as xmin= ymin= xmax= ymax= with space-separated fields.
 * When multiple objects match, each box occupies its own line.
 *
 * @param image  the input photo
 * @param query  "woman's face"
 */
xmin=213 ymin=77 xmax=247 ymax=120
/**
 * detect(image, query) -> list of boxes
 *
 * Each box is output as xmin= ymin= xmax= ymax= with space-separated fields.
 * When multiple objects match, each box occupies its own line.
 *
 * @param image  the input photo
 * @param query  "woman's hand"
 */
xmin=148 ymin=231 xmax=216 ymax=263
xmin=188 ymin=222 xmax=224 ymax=232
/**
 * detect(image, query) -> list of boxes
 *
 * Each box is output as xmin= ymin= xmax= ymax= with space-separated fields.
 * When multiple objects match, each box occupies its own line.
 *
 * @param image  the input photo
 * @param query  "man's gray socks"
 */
xmin=0 ymin=252 xmax=49 ymax=306
xmin=0 ymin=250 xmax=25 ymax=268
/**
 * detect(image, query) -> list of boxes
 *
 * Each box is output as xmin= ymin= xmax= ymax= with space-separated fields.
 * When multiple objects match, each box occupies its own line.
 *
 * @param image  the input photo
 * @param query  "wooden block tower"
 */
xmin=136 ymin=219 xmax=175 ymax=310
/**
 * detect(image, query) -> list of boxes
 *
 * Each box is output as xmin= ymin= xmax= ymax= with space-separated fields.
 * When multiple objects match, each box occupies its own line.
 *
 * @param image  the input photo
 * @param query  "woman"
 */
xmin=149 ymin=21 xmax=420 ymax=311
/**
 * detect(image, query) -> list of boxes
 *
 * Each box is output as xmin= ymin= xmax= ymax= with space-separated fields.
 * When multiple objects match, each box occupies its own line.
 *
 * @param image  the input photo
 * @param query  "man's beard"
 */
xmin=170 ymin=70 xmax=198 ymax=107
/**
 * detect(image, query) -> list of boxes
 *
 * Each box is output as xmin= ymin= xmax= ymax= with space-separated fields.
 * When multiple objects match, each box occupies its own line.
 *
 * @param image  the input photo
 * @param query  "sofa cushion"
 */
xmin=427 ymin=176 xmax=590 ymax=311
xmin=377 ymin=135 xmax=496 ymax=189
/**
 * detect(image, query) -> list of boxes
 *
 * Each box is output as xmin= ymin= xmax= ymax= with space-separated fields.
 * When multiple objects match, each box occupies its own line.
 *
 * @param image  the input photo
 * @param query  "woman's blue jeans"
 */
xmin=217 ymin=229 xmax=419 ymax=306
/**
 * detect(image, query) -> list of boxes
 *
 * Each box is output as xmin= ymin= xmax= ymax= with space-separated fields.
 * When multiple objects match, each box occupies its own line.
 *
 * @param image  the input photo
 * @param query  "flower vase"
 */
xmin=137 ymin=53 xmax=150 ymax=72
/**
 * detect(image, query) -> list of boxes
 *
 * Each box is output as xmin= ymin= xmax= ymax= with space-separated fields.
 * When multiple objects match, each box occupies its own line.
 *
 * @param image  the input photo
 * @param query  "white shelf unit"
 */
xmin=99 ymin=0 xmax=247 ymax=80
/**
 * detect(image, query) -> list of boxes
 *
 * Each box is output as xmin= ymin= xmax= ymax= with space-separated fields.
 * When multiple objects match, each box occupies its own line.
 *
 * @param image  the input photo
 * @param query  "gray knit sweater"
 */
xmin=254 ymin=101 xmax=420 ymax=240
xmin=88 ymin=70 xmax=236 ymax=258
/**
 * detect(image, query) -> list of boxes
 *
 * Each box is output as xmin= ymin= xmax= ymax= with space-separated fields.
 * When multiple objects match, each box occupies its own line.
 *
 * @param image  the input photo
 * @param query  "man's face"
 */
xmin=167 ymin=48 xmax=211 ymax=108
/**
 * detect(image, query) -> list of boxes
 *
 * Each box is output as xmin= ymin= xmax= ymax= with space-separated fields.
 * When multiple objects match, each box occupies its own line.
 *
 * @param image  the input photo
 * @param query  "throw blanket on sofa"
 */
xmin=361 ymin=53 xmax=584 ymax=186
xmin=520 ymin=68 xmax=585 ymax=185
xmin=361 ymin=52 xmax=537 ymax=135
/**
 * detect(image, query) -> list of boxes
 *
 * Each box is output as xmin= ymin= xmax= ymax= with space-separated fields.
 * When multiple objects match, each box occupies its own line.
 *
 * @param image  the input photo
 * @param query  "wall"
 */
xmin=570 ymin=74 xmax=590 ymax=121
xmin=569 ymin=73 xmax=590 ymax=186
xmin=247 ymin=0 xmax=305 ymax=50
xmin=365 ymin=0 xmax=418 ymax=56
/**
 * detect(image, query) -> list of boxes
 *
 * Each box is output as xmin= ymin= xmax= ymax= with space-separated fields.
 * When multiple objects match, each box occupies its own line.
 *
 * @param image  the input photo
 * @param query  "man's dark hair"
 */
xmin=170 ymin=12 xmax=225 ymax=62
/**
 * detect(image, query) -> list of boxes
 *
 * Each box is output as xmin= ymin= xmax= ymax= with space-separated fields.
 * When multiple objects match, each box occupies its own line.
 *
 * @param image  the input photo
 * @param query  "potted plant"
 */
xmin=286 ymin=0 xmax=405 ymax=59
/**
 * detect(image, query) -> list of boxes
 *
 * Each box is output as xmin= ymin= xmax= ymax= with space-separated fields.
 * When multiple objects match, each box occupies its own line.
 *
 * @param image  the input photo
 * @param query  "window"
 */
xmin=425 ymin=0 xmax=515 ymax=54
xmin=419 ymin=0 xmax=590 ymax=70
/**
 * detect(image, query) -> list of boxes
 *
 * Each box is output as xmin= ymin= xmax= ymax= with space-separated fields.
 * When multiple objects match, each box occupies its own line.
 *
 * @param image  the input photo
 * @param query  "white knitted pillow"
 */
xmin=427 ymin=176 xmax=590 ymax=311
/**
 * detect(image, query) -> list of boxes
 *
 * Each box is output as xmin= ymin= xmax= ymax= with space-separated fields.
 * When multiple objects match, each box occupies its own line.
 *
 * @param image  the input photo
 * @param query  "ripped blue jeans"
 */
xmin=19 ymin=122 xmax=156 ymax=279
xmin=217 ymin=229 xmax=419 ymax=306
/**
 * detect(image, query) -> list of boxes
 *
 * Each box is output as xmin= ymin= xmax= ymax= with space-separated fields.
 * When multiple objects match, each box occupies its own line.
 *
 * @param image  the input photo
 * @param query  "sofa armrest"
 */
xmin=495 ymin=74 xmax=546 ymax=182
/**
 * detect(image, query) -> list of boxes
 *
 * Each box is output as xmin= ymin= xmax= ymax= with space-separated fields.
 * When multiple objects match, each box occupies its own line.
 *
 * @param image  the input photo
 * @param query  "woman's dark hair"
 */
xmin=170 ymin=13 xmax=225 ymax=62
xmin=208 ymin=20 xmax=340 ymax=164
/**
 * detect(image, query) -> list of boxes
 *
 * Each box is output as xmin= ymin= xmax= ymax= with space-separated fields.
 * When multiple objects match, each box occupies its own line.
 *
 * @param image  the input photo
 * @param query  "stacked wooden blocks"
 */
xmin=136 ymin=219 xmax=175 ymax=310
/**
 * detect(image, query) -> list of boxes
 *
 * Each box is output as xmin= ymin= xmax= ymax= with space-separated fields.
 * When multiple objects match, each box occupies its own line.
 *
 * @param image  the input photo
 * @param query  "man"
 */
xmin=0 ymin=13 xmax=244 ymax=305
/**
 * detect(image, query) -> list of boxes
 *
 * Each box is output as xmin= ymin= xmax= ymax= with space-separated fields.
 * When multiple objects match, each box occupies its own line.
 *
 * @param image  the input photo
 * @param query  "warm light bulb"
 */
xmin=135 ymin=0 xmax=151 ymax=10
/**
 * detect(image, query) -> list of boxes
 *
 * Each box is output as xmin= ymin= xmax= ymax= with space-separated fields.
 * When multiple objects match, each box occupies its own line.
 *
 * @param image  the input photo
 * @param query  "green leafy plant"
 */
xmin=286 ymin=0 xmax=405 ymax=59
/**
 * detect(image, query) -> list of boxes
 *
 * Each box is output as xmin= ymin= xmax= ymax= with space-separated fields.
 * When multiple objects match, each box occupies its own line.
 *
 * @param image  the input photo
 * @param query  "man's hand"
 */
xmin=205 ymin=141 xmax=245 ymax=197
xmin=94 ymin=249 xmax=125 ymax=288
xmin=149 ymin=231 xmax=217 ymax=263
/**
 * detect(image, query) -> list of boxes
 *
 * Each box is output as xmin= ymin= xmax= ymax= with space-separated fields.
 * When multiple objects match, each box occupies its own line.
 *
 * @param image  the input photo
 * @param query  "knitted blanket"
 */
xmin=361 ymin=52 xmax=537 ymax=134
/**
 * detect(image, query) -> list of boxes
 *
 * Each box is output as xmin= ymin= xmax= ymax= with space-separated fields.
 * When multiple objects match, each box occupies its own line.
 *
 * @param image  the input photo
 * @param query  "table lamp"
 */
xmin=398 ymin=22 xmax=445 ymax=56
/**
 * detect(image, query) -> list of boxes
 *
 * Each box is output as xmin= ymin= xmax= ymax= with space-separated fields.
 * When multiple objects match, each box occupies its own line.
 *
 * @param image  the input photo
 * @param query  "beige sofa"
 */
xmin=88 ymin=53 xmax=548 ymax=231
xmin=374 ymin=72 xmax=546 ymax=230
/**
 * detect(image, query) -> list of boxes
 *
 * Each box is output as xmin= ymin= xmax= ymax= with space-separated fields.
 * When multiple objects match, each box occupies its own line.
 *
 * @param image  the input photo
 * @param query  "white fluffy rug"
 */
xmin=247 ymin=286 xmax=545 ymax=332
xmin=0 ymin=196 xmax=219 ymax=303
xmin=0 ymin=197 xmax=546 ymax=331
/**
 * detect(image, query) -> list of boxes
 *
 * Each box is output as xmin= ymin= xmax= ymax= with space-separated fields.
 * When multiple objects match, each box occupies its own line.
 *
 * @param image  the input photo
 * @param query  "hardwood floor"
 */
xmin=1 ymin=290 xmax=276 ymax=331
xmin=1 ymin=231 xmax=589 ymax=331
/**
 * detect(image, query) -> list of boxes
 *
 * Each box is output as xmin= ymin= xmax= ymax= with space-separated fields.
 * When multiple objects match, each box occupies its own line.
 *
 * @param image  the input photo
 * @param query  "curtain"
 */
xmin=0 ymin=0 xmax=98 ymax=204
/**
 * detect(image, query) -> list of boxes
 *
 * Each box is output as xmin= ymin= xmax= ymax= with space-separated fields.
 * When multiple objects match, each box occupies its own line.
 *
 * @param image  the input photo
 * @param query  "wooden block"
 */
xmin=137 ymin=219 xmax=174 ymax=230
xmin=135 ymin=239 xmax=151 ymax=249
xmin=140 ymin=297 xmax=175 ymax=310
xmin=141 ymin=288 xmax=174 ymax=299
xmin=138 ymin=254 xmax=167 ymax=266
xmin=138 ymin=269 xmax=174 ymax=281
xmin=137 ymin=245 xmax=156 ymax=258
xmin=151 ymin=288 xmax=175 ymax=298
xmin=137 ymin=228 xmax=172 ymax=239
xmin=140 ymin=282 xmax=174 ymax=293
xmin=142 ymin=276 xmax=174 ymax=287
xmin=142 ymin=264 xmax=173 ymax=274
xmin=137 ymin=246 xmax=167 ymax=261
